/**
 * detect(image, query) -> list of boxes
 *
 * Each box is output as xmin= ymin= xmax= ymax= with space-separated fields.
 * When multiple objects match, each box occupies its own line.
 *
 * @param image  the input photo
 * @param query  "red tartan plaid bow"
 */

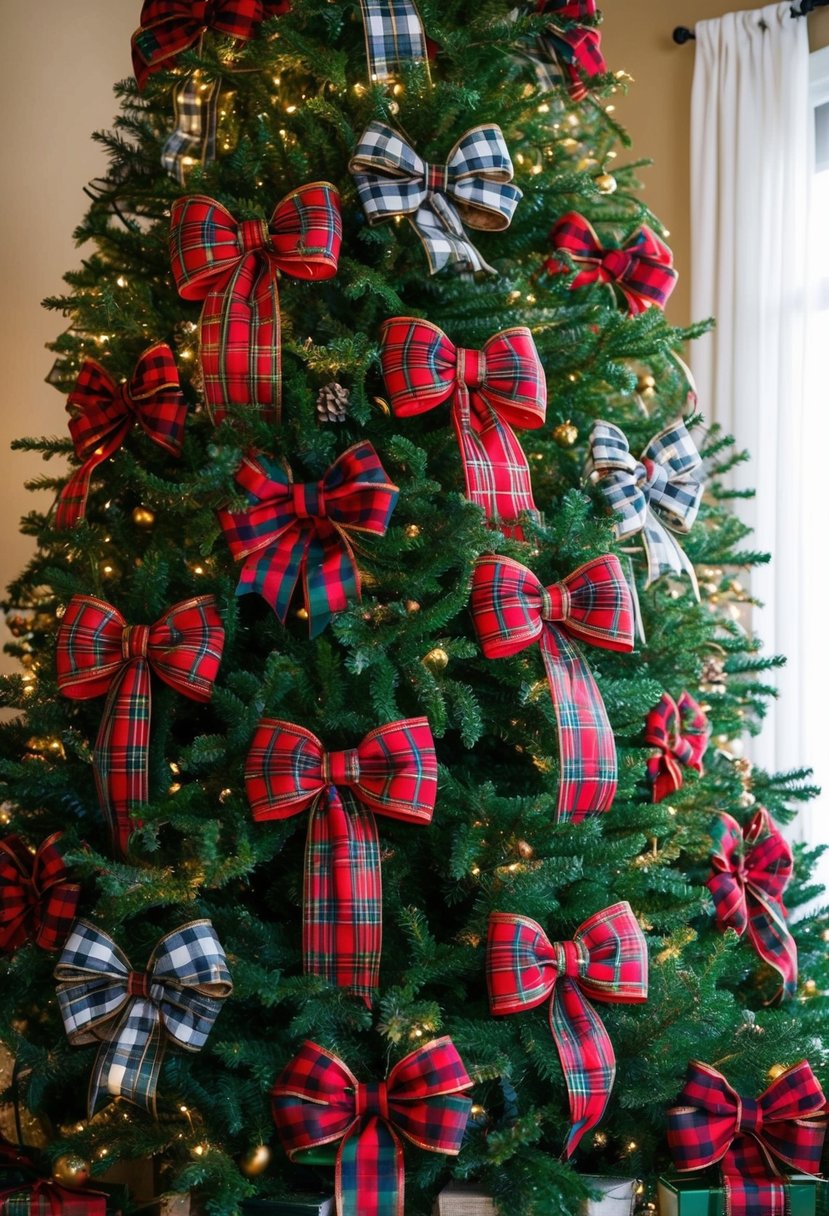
xmin=272 ymin=1037 xmax=473 ymax=1216
xmin=55 ymin=344 xmax=186 ymax=530
xmin=378 ymin=318 xmax=545 ymax=539
xmin=532 ymin=0 xmax=605 ymax=101
xmin=644 ymin=691 xmax=709 ymax=802
xmin=0 ymin=833 xmax=80 ymax=954
xmin=487 ymin=902 xmax=647 ymax=1155
xmin=545 ymin=211 xmax=677 ymax=314
xmin=55 ymin=596 xmax=224 ymax=856
xmin=666 ymin=1061 xmax=827 ymax=1216
xmin=470 ymin=554 xmax=634 ymax=821
xmin=169 ymin=184 xmax=341 ymax=424
xmin=246 ymin=717 xmax=436 ymax=1002
xmin=708 ymin=808 xmax=797 ymax=1000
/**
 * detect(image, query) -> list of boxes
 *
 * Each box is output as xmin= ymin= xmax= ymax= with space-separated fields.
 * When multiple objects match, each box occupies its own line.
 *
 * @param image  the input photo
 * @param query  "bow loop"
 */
xmin=548 ymin=211 xmax=677 ymax=313
xmin=0 ymin=833 xmax=80 ymax=954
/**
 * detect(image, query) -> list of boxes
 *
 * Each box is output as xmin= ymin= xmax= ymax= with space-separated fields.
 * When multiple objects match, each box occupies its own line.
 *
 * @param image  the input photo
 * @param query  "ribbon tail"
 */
xmin=88 ymin=999 xmax=162 ymax=1117
xmin=93 ymin=660 xmax=149 ymax=857
xmin=357 ymin=0 xmax=429 ymax=82
xmin=55 ymin=425 xmax=129 ymax=529
xmin=746 ymin=887 xmax=798 ymax=1000
xmin=721 ymin=1137 xmax=788 ymax=1216
xmin=305 ymin=525 xmax=360 ymax=639
xmin=237 ymin=526 xmax=309 ymax=624
xmin=161 ymin=73 xmax=221 ymax=187
xmin=336 ymin=1117 xmax=403 ymax=1216
xmin=550 ymin=980 xmax=616 ymax=1157
xmin=640 ymin=513 xmax=700 ymax=600
xmin=410 ymin=197 xmax=494 ymax=276
xmin=451 ymin=392 xmax=538 ymax=539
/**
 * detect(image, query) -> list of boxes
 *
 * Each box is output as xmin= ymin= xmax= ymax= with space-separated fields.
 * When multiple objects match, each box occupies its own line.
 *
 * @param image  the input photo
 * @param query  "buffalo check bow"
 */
xmin=487 ymin=902 xmax=647 ymax=1155
xmin=161 ymin=74 xmax=222 ymax=186
xmin=358 ymin=0 xmax=429 ymax=82
xmin=666 ymin=1061 xmax=827 ymax=1216
xmin=379 ymin=318 xmax=545 ymax=538
xmin=272 ymin=1037 xmax=472 ymax=1216
xmin=517 ymin=0 xmax=606 ymax=101
xmin=644 ymin=691 xmax=709 ymax=803
xmin=55 ymin=595 xmax=224 ymax=857
xmin=246 ymin=717 xmax=436 ymax=1002
xmin=55 ymin=344 xmax=186 ymax=530
xmin=708 ymin=808 xmax=798 ymax=1000
xmin=169 ymin=183 xmax=342 ymax=423
xmin=55 ymin=919 xmax=232 ymax=1117
xmin=349 ymin=121 xmax=522 ymax=275
xmin=546 ymin=211 xmax=677 ymax=314
xmin=470 ymin=555 xmax=634 ymax=821
xmin=0 ymin=833 xmax=80 ymax=954
xmin=217 ymin=442 xmax=398 ymax=637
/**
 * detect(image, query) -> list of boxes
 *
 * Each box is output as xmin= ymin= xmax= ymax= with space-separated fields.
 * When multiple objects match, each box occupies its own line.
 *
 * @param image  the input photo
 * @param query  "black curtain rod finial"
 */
xmin=672 ymin=25 xmax=695 ymax=44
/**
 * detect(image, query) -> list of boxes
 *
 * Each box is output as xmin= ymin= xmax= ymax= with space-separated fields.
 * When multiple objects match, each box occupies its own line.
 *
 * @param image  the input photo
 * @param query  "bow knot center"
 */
xmin=640 ymin=457 xmax=669 ymax=499
xmin=322 ymin=747 xmax=360 ymax=787
xmin=121 ymin=625 xmax=151 ymax=661
xmin=290 ymin=481 xmax=325 ymax=520
xmin=424 ymin=162 xmax=450 ymax=195
xmin=554 ymin=939 xmax=588 ymax=979
xmin=539 ymin=582 xmax=571 ymax=623
xmin=601 ymin=249 xmax=634 ymax=281
xmin=127 ymin=970 xmax=151 ymax=999
xmin=738 ymin=1096 xmax=763 ymax=1136
xmin=238 ymin=218 xmax=273 ymax=255
xmin=356 ymin=1080 xmax=390 ymax=1120
xmin=671 ymin=736 xmax=695 ymax=765
xmin=456 ymin=347 xmax=486 ymax=390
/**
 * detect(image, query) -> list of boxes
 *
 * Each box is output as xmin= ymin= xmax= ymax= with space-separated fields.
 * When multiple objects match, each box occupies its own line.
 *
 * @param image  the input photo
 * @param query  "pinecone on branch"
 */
xmin=316 ymin=381 xmax=349 ymax=423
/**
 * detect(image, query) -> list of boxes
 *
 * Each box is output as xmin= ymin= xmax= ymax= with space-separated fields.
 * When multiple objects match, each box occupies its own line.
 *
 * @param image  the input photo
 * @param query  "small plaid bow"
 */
xmin=358 ymin=0 xmax=429 ymax=82
xmin=272 ymin=1037 xmax=472 ymax=1216
xmin=55 ymin=344 xmax=186 ymax=530
xmin=708 ymin=808 xmax=798 ymax=1000
xmin=487 ymin=902 xmax=647 ymax=1155
xmin=379 ymin=318 xmax=545 ymax=538
xmin=55 ymin=596 xmax=224 ymax=856
xmin=644 ymin=691 xmax=709 ymax=802
xmin=217 ymin=442 xmax=398 ymax=637
xmin=470 ymin=555 xmax=634 ymax=820
xmin=666 ymin=1061 xmax=827 ymax=1216
xmin=349 ymin=121 xmax=522 ymax=275
xmin=546 ymin=211 xmax=677 ymax=313
xmin=517 ymin=0 xmax=606 ymax=101
xmin=586 ymin=420 xmax=703 ymax=596
xmin=0 ymin=834 xmax=80 ymax=954
xmin=170 ymin=183 xmax=342 ymax=423
xmin=55 ymin=919 xmax=232 ymax=1117
xmin=161 ymin=74 xmax=223 ymax=186
xmin=246 ymin=717 xmax=436 ymax=1002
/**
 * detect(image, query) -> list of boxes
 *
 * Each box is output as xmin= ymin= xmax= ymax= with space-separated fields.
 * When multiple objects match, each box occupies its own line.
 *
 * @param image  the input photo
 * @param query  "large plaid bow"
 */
xmin=55 ymin=344 xmax=186 ymax=530
xmin=349 ymin=121 xmax=522 ymax=275
xmin=644 ymin=691 xmax=709 ymax=802
xmin=358 ymin=0 xmax=429 ymax=82
xmin=272 ymin=1037 xmax=472 ymax=1216
xmin=487 ymin=902 xmax=648 ymax=1155
xmin=245 ymin=717 xmax=436 ymax=1002
xmin=518 ymin=0 xmax=606 ymax=101
xmin=586 ymin=420 xmax=703 ymax=595
xmin=379 ymin=318 xmax=545 ymax=538
xmin=169 ymin=184 xmax=342 ymax=423
xmin=666 ymin=1061 xmax=827 ymax=1216
xmin=217 ymin=442 xmax=398 ymax=637
xmin=0 ymin=833 xmax=79 ymax=954
xmin=55 ymin=595 xmax=224 ymax=856
xmin=470 ymin=555 xmax=634 ymax=820
xmin=708 ymin=808 xmax=798 ymax=1000
xmin=546 ymin=211 xmax=677 ymax=313
xmin=55 ymin=919 xmax=232 ymax=1117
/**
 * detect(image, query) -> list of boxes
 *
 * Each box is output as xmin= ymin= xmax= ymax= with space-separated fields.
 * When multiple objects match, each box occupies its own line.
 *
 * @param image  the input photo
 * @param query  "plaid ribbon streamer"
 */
xmin=272 ymin=1037 xmax=472 ymax=1216
xmin=358 ymin=0 xmax=428 ymax=81
xmin=0 ymin=1180 xmax=109 ymax=1216
xmin=379 ymin=318 xmax=545 ymax=539
xmin=470 ymin=555 xmax=634 ymax=821
xmin=586 ymin=420 xmax=703 ymax=596
xmin=55 ymin=344 xmax=186 ymax=530
xmin=708 ymin=808 xmax=798 ymax=1000
xmin=487 ymin=902 xmax=648 ymax=1155
xmin=516 ymin=0 xmax=606 ymax=100
xmin=55 ymin=595 xmax=224 ymax=856
xmin=349 ymin=121 xmax=522 ymax=275
xmin=546 ymin=211 xmax=677 ymax=313
xmin=0 ymin=834 xmax=79 ymax=954
xmin=666 ymin=1061 xmax=827 ymax=1216
xmin=246 ymin=717 xmax=436 ymax=1002
xmin=217 ymin=442 xmax=398 ymax=638
xmin=55 ymin=919 xmax=232 ymax=1117
xmin=169 ymin=183 xmax=342 ymax=423
xmin=161 ymin=73 xmax=222 ymax=185
xmin=644 ymin=691 xmax=709 ymax=802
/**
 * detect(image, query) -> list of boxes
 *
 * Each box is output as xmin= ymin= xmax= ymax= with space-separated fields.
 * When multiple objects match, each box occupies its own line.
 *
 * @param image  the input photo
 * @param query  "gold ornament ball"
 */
xmin=405 ymin=523 xmax=421 ymax=539
xmin=52 ymin=1155 xmax=91 ymax=1190
xmin=239 ymin=1144 xmax=271 ymax=1177
xmin=552 ymin=420 xmax=578 ymax=448
xmin=637 ymin=372 xmax=657 ymax=399
xmin=595 ymin=172 xmax=617 ymax=194
xmin=131 ymin=505 xmax=156 ymax=529
xmin=516 ymin=839 xmax=534 ymax=859
xmin=768 ymin=1063 xmax=787 ymax=1080
xmin=405 ymin=599 xmax=421 ymax=614
xmin=422 ymin=647 xmax=449 ymax=673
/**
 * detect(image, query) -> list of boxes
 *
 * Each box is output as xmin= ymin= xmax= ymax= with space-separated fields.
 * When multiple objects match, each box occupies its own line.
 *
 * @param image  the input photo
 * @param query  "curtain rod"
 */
xmin=673 ymin=0 xmax=829 ymax=44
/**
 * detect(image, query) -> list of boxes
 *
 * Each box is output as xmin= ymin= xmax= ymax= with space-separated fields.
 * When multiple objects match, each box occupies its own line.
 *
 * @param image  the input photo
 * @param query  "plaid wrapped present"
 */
xmin=0 ymin=1181 xmax=109 ymax=1215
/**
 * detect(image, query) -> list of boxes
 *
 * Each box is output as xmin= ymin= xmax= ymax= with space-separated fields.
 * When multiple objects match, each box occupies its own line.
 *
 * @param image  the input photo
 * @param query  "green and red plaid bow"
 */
xmin=470 ymin=555 xmax=634 ymax=820
xmin=0 ymin=834 xmax=79 ymax=954
xmin=55 ymin=595 xmax=224 ymax=857
xmin=55 ymin=344 xmax=186 ymax=530
xmin=666 ymin=1061 xmax=827 ymax=1216
xmin=708 ymin=808 xmax=798 ymax=999
xmin=217 ymin=442 xmax=398 ymax=637
xmin=644 ymin=691 xmax=709 ymax=802
xmin=520 ymin=0 xmax=606 ymax=101
xmin=545 ymin=212 xmax=677 ymax=314
xmin=379 ymin=318 xmax=545 ymax=539
xmin=169 ymin=184 xmax=342 ymax=423
xmin=272 ymin=1037 xmax=472 ymax=1216
xmin=246 ymin=717 xmax=436 ymax=1002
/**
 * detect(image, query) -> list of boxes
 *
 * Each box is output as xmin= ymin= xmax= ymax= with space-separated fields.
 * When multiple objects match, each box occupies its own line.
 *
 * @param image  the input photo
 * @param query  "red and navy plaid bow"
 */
xmin=379 ymin=318 xmax=545 ymax=539
xmin=546 ymin=212 xmax=677 ymax=314
xmin=488 ymin=902 xmax=647 ymax=1155
xmin=55 ymin=919 xmax=232 ymax=1116
xmin=666 ymin=1061 xmax=827 ymax=1216
xmin=55 ymin=344 xmax=186 ymax=530
xmin=55 ymin=596 xmax=224 ymax=856
xmin=217 ymin=442 xmax=398 ymax=637
xmin=518 ymin=0 xmax=606 ymax=101
xmin=644 ymin=691 xmax=709 ymax=802
xmin=272 ymin=1037 xmax=472 ymax=1216
xmin=170 ymin=184 xmax=342 ymax=423
xmin=246 ymin=717 xmax=436 ymax=1002
xmin=708 ymin=808 xmax=798 ymax=1000
xmin=0 ymin=833 xmax=80 ymax=954
xmin=470 ymin=555 xmax=634 ymax=820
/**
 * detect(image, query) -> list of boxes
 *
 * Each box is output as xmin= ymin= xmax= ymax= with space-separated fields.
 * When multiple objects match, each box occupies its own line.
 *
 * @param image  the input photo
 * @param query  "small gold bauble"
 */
xmin=516 ymin=839 xmax=534 ymax=859
xmin=552 ymin=420 xmax=578 ymax=448
xmin=422 ymin=646 xmax=449 ymax=672
xmin=405 ymin=599 xmax=421 ymax=614
xmin=595 ymin=172 xmax=617 ymax=194
xmin=768 ymin=1063 xmax=787 ymax=1080
xmin=240 ymin=1144 xmax=271 ymax=1177
xmin=637 ymin=372 xmax=657 ymax=399
xmin=405 ymin=524 xmax=421 ymax=539
xmin=52 ymin=1154 xmax=91 ymax=1190
xmin=131 ymin=505 xmax=155 ymax=528
xmin=295 ymin=607 xmax=309 ymax=621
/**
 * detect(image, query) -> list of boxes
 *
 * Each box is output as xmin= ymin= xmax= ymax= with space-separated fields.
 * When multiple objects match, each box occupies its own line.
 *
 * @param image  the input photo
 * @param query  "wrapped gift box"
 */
xmin=240 ymin=1196 xmax=334 ymax=1215
xmin=658 ymin=1174 xmax=823 ymax=1216
xmin=432 ymin=1184 xmax=497 ymax=1216
xmin=581 ymin=1176 xmax=638 ymax=1215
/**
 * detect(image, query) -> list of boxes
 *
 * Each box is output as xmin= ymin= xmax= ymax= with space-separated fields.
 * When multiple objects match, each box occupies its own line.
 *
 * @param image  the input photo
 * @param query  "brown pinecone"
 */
xmin=316 ymin=381 xmax=349 ymax=423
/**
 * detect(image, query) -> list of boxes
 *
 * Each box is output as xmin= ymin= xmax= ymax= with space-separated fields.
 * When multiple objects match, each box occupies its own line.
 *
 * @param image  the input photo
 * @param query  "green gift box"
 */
xmin=240 ymin=1196 xmax=334 ymax=1215
xmin=658 ymin=1173 xmax=825 ymax=1216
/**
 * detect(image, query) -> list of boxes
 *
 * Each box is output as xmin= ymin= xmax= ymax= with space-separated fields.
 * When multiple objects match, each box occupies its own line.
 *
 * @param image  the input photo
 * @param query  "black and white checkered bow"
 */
xmin=161 ymin=74 xmax=222 ymax=185
xmin=358 ymin=0 xmax=429 ymax=82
